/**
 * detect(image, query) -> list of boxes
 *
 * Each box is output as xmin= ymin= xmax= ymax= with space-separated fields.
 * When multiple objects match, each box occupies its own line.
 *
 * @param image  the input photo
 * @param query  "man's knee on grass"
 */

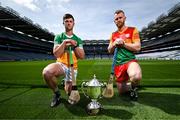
xmin=116 ymin=82 xmax=132 ymax=94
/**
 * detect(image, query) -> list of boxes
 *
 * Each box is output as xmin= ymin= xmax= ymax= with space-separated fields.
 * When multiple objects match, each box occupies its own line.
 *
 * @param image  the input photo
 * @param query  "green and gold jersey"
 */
xmin=54 ymin=32 xmax=83 ymax=69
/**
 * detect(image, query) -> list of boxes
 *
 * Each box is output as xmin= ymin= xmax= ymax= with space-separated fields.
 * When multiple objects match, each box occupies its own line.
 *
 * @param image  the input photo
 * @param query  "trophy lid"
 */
xmin=87 ymin=74 xmax=101 ymax=87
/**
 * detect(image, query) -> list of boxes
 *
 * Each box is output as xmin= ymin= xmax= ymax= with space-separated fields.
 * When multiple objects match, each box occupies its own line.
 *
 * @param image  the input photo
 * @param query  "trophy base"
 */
xmin=86 ymin=101 xmax=101 ymax=115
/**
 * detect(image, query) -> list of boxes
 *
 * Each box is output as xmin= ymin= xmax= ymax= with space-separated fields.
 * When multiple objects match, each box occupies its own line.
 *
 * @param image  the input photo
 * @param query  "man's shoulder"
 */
xmin=127 ymin=26 xmax=136 ymax=30
xmin=55 ymin=32 xmax=65 ymax=38
xmin=54 ymin=33 xmax=66 ymax=41
xmin=123 ymin=27 xmax=137 ymax=34
xmin=73 ymin=34 xmax=82 ymax=41
xmin=127 ymin=27 xmax=140 ymax=34
xmin=112 ymin=30 xmax=118 ymax=34
xmin=112 ymin=27 xmax=136 ymax=33
xmin=111 ymin=30 xmax=119 ymax=36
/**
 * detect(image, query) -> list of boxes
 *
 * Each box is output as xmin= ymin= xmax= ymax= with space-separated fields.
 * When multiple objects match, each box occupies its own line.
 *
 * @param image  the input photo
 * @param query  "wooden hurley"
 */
xmin=102 ymin=48 xmax=117 ymax=98
xmin=68 ymin=46 xmax=80 ymax=104
xmin=102 ymin=73 xmax=114 ymax=98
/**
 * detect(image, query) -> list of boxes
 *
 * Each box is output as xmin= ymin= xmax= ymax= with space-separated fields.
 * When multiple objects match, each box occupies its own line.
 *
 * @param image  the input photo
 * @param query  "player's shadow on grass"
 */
xmin=101 ymin=108 xmax=133 ymax=119
xmin=63 ymin=93 xmax=133 ymax=119
xmin=101 ymin=93 xmax=135 ymax=107
xmin=138 ymin=92 xmax=180 ymax=115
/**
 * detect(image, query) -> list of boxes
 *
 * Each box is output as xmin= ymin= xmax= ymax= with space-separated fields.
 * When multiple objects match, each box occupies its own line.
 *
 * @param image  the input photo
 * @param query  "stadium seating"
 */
xmin=0 ymin=3 xmax=179 ymax=61
xmin=136 ymin=50 xmax=180 ymax=60
xmin=0 ymin=50 xmax=55 ymax=61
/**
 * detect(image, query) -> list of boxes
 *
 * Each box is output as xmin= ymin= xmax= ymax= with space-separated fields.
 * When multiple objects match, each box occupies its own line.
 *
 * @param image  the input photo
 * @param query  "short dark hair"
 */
xmin=63 ymin=13 xmax=74 ymax=21
xmin=114 ymin=9 xmax=125 ymax=15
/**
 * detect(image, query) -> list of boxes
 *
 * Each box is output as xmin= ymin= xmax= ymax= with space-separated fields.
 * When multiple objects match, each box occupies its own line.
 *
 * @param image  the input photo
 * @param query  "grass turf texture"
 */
xmin=0 ymin=59 xmax=180 ymax=119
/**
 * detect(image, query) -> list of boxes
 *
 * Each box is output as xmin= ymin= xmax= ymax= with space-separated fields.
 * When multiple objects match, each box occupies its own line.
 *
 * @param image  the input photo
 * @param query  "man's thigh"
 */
xmin=44 ymin=62 xmax=65 ymax=77
xmin=127 ymin=62 xmax=142 ymax=80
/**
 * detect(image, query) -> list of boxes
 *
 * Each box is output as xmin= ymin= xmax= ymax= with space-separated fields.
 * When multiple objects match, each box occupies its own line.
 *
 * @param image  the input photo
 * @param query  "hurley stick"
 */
xmin=68 ymin=46 xmax=80 ymax=104
xmin=102 ymin=48 xmax=117 ymax=98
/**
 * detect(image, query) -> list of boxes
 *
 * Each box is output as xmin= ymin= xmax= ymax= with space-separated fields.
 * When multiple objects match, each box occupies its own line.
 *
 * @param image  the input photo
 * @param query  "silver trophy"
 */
xmin=81 ymin=75 xmax=106 ymax=115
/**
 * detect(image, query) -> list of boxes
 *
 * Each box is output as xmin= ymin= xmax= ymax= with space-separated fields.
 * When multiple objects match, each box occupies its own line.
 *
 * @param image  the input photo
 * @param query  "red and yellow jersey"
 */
xmin=54 ymin=32 xmax=83 ymax=69
xmin=109 ymin=27 xmax=140 ymax=65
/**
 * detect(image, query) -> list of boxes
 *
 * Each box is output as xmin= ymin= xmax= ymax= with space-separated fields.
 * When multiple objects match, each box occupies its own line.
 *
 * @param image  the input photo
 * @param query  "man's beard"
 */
xmin=66 ymin=26 xmax=73 ymax=32
xmin=116 ymin=21 xmax=124 ymax=29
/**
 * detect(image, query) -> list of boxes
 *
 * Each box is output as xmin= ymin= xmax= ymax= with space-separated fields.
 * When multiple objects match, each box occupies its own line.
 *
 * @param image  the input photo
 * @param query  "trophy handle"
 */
xmin=81 ymin=82 xmax=89 ymax=99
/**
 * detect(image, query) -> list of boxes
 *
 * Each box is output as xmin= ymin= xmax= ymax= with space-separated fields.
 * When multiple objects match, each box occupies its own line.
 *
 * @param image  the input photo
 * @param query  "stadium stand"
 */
xmin=137 ymin=2 xmax=180 ymax=60
xmin=84 ymin=2 xmax=180 ymax=60
xmin=0 ymin=2 xmax=180 ymax=61
xmin=136 ymin=50 xmax=180 ymax=60
xmin=0 ymin=5 xmax=55 ymax=61
xmin=84 ymin=2 xmax=180 ymax=59
xmin=83 ymin=40 xmax=112 ymax=59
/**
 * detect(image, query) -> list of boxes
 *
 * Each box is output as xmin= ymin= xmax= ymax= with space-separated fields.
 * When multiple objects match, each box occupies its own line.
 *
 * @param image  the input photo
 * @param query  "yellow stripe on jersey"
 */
xmin=57 ymin=50 xmax=78 ymax=69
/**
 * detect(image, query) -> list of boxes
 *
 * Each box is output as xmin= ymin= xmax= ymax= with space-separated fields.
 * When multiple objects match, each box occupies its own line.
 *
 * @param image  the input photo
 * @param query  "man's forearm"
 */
xmin=53 ymin=42 xmax=66 ymax=58
xmin=74 ymin=47 xmax=85 ymax=59
xmin=108 ymin=44 xmax=115 ymax=54
xmin=123 ymin=42 xmax=141 ymax=52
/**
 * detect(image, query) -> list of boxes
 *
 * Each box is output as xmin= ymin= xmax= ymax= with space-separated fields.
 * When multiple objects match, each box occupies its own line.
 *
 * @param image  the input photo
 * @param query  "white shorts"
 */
xmin=57 ymin=62 xmax=78 ymax=82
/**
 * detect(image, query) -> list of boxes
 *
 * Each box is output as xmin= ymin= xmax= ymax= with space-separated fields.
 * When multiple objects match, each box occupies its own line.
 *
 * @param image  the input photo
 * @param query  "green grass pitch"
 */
xmin=0 ymin=59 xmax=180 ymax=119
